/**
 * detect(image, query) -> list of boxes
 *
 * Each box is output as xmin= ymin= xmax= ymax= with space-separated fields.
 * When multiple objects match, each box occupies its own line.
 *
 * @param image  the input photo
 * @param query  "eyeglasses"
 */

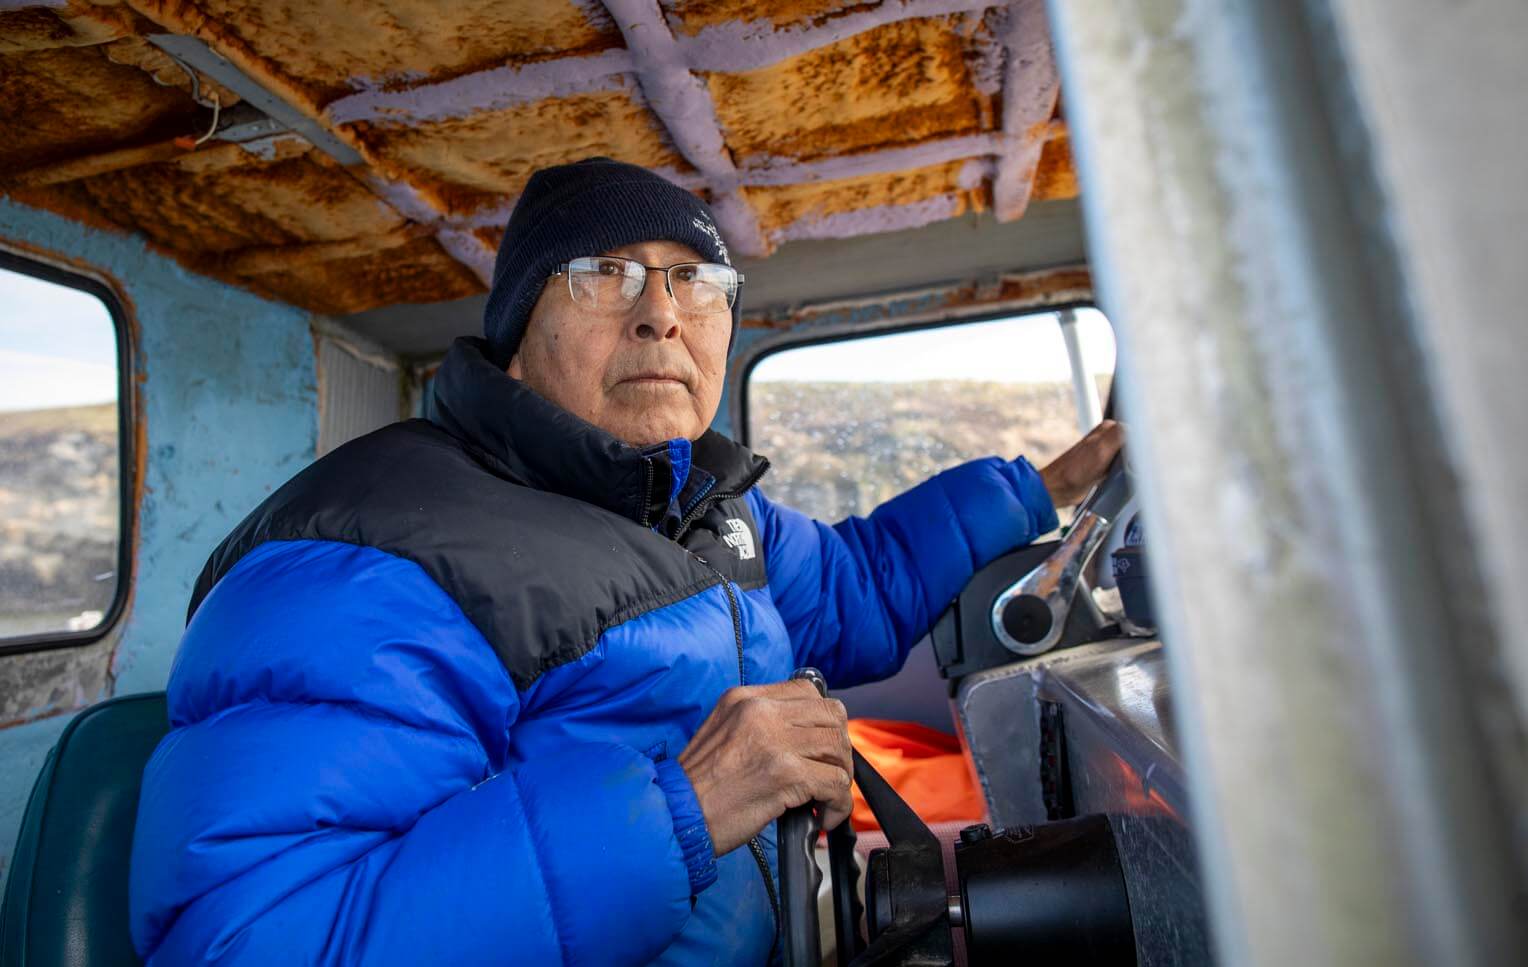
xmin=551 ymin=256 xmax=743 ymax=314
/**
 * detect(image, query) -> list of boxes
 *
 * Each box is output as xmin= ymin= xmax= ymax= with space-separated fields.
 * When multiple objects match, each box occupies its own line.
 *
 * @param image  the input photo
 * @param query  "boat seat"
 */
xmin=1 ymin=693 xmax=169 ymax=967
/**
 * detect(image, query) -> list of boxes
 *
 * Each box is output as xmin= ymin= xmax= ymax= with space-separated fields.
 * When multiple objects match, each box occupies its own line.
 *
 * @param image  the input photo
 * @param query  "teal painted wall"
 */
xmin=0 ymin=199 xmax=318 ymax=892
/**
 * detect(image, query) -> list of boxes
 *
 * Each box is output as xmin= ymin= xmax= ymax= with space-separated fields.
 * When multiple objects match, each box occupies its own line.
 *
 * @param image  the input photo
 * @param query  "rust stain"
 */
xmin=0 ymin=43 xmax=204 ymax=173
xmin=1031 ymin=132 xmax=1078 ymax=202
xmin=2 ymin=0 xmax=1080 ymax=318
xmin=132 ymin=0 xmax=622 ymax=106
xmin=4 ymin=137 xmax=193 ymax=189
xmin=744 ymin=159 xmax=985 ymax=234
xmin=351 ymin=87 xmax=694 ymax=217
xmin=14 ymin=149 xmax=404 ymax=257
xmin=101 ymin=35 xmax=242 ymax=107
xmin=0 ymin=2 xmax=140 ymax=54
xmin=662 ymin=0 xmax=861 ymax=35
xmin=741 ymin=263 xmax=1093 ymax=330
xmin=0 ymin=8 xmax=87 ymax=52
xmin=246 ymin=234 xmax=484 ymax=315
xmin=473 ymin=225 xmax=506 ymax=253
xmin=706 ymin=16 xmax=996 ymax=164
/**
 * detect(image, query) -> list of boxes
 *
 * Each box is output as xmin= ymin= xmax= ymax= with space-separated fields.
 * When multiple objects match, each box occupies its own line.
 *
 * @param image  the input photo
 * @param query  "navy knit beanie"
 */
xmin=482 ymin=157 xmax=739 ymax=367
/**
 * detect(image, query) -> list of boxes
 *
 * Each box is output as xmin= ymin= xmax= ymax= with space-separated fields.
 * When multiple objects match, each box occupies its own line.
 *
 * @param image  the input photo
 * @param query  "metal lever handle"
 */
xmin=991 ymin=461 xmax=1131 ymax=656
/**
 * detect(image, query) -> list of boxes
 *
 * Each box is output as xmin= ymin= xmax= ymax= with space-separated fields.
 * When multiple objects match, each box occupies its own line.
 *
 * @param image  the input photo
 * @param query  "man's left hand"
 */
xmin=1039 ymin=419 xmax=1125 ymax=508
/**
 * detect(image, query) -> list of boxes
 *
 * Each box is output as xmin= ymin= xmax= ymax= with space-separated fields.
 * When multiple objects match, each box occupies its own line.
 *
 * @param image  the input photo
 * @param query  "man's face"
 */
xmin=507 ymin=240 xmax=731 ymax=448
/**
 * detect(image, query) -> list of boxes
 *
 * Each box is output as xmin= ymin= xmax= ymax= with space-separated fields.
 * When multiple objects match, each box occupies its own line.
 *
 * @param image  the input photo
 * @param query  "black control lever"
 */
xmin=780 ymin=669 xmax=955 ymax=967
xmin=827 ymin=815 xmax=865 ymax=962
xmin=850 ymin=749 xmax=953 ymax=967
xmin=779 ymin=668 xmax=829 ymax=967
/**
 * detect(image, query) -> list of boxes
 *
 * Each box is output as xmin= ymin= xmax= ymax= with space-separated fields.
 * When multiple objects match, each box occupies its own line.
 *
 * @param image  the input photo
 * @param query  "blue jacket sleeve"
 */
xmin=749 ymin=455 xmax=1058 ymax=689
xmin=129 ymin=539 xmax=711 ymax=967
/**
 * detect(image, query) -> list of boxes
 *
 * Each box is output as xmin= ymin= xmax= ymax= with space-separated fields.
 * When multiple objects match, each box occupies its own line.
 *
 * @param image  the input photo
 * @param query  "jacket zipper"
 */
xmin=691 ymin=551 xmax=783 ymax=959
xmin=671 ymin=459 xmax=770 ymax=543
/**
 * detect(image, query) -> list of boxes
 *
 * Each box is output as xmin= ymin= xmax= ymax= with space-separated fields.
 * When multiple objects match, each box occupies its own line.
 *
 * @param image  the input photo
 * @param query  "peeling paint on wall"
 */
xmin=0 ymin=196 xmax=318 ymax=892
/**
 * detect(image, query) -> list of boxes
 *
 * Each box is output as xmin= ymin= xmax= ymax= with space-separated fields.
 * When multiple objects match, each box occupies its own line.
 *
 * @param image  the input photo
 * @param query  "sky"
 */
xmin=0 ymin=266 xmax=119 ymax=413
xmin=751 ymin=307 xmax=1116 ymax=384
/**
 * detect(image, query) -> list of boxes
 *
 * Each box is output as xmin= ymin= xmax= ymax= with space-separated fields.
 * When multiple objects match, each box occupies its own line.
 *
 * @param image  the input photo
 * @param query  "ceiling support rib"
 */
xmin=2 ymin=138 xmax=191 ymax=189
xmin=359 ymin=175 xmax=496 ymax=286
xmin=672 ymin=0 xmax=995 ymax=72
xmin=600 ymin=0 xmax=768 ymax=258
xmin=146 ymin=34 xmax=362 ymax=166
xmin=122 ymin=6 xmax=500 ymax=289
xmin=324 ymin=48 xmax=638 ymax=126
xmin=991 ymin=0 xmax=1060 ymax=222
xmin=316 ymin=0 xmax=996 ymax=127
xmin=55 ymin=0 xmax=1066 ymax=296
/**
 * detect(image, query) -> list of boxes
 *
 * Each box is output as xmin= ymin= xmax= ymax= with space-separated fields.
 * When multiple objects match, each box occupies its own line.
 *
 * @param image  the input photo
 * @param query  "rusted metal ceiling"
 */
xmin=0 ymin=0 xmax=1079 ymax=318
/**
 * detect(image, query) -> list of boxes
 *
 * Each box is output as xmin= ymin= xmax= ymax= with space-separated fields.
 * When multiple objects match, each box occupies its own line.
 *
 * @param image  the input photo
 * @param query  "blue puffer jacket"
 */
xmin=128 ymin=338 xmax=1057 ymax=965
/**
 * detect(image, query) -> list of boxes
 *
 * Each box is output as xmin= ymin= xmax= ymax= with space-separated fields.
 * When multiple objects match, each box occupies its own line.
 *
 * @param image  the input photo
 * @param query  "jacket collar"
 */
xmin=428 ymin=337 xmax=767 ymax=529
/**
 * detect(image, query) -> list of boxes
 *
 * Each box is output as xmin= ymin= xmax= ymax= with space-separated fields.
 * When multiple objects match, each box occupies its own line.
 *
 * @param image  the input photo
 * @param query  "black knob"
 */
xmin=960 ymin=823 xmax=992 ymax=845
xmin=1002 ymin=595 xmax=1053 ymax=645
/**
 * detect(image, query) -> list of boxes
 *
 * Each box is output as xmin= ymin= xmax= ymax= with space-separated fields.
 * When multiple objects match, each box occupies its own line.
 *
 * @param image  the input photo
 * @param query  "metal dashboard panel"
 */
xmin=952 ymin=639 xmax=1214 ymax=965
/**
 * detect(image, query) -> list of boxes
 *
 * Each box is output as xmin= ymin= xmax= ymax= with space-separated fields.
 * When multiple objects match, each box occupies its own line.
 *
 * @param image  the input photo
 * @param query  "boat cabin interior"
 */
xmin=0 ymin=0 xmax=1523 ymax=965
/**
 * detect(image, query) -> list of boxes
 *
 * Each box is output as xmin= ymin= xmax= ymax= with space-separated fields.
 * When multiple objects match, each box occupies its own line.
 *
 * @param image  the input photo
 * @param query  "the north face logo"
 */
xmin=722 ymin=518 xmax=755 ymax=560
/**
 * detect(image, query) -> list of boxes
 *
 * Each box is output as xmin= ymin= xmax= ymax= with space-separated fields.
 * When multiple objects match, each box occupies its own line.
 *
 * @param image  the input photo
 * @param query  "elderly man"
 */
xmin=128 ymin=158 xmax=1121 ymax=965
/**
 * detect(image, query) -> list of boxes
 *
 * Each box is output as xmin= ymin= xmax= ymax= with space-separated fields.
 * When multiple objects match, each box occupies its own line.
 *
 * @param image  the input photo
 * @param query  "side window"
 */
xmin=0 ymin=254 xmax=130 ymax=651
xmin=745 ymin=307 xmax=1115 ymax=523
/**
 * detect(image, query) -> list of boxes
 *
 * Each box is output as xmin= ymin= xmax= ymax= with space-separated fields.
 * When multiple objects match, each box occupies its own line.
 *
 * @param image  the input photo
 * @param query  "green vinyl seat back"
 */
xmin=1 ymin=693 xmax=169 ymax=967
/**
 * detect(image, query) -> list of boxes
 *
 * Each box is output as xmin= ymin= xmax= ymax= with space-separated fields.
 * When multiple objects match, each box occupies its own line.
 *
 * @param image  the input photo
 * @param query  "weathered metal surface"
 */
xmin=0 ymin=632 xmax=117 ymax=728
xmin=953 ymin=640 xmax=1212 ymax=964
xmin=1045 ymin=646 xmax=1212 ymax=967
xmin=145 ymin=34 xmax=362 ymax=166
xmin=1046 ymin=0 xmax=1527 ymax=963
xmin=740 ymin=263 xmax=1092 ymax=334
xmin=1318 ymin=0 xmax=1528 ymax=875
xmin=952 ymin=639 xmax=1160 ymax=828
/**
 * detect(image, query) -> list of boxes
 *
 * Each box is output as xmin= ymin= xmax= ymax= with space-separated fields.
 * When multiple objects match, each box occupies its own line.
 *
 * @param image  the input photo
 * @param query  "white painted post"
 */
xmin=1057 ymin=308 xmax=1103 ymax=432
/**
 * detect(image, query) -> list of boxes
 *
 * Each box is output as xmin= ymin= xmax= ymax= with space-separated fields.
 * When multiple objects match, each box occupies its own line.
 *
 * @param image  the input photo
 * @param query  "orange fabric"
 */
xmin=847 ymin=718 xmax=985 ymax=832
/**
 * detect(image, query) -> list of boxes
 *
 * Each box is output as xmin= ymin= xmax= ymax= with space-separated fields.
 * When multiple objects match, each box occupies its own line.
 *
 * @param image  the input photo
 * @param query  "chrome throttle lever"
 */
xmin=991 ymin=459 xmax=1131 ymax=656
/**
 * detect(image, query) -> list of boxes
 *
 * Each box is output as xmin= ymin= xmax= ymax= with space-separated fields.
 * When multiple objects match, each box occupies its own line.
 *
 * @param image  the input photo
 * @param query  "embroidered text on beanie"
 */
xmin=482 ymin=157 xmax=738 ymax=367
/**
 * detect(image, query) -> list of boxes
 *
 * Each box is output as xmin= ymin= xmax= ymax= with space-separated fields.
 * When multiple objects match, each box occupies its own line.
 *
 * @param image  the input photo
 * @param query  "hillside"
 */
xmin=749 ymin=379 xmax=1107 ymax=522
xmin=0 ymin=402 xmax=119 ymax=637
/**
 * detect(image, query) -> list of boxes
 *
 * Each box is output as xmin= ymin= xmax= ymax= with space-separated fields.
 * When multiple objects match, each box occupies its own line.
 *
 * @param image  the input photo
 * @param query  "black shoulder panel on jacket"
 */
xmin=190 ymin=421 xmax=725 ymax=690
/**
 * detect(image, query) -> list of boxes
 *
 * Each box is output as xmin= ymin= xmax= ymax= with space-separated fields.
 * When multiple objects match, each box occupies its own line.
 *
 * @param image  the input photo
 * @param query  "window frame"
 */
xmin=0 ymin=248 xmax=136 ymax=657
xmin=735 ymin=298 xmax=1103 ymax=449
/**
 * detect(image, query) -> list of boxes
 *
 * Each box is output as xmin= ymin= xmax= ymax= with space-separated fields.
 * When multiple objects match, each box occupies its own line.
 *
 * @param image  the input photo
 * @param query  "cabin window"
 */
xmin=0 ymin=253 xmax=131 ymax=652
xmin=743 ymin=306 xmax=1116 ymax=524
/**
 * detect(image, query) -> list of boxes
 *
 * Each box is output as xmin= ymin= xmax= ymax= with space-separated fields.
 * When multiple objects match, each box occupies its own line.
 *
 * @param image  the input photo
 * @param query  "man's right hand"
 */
xmin=678 ymin=679 xmax=854 ymax=856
